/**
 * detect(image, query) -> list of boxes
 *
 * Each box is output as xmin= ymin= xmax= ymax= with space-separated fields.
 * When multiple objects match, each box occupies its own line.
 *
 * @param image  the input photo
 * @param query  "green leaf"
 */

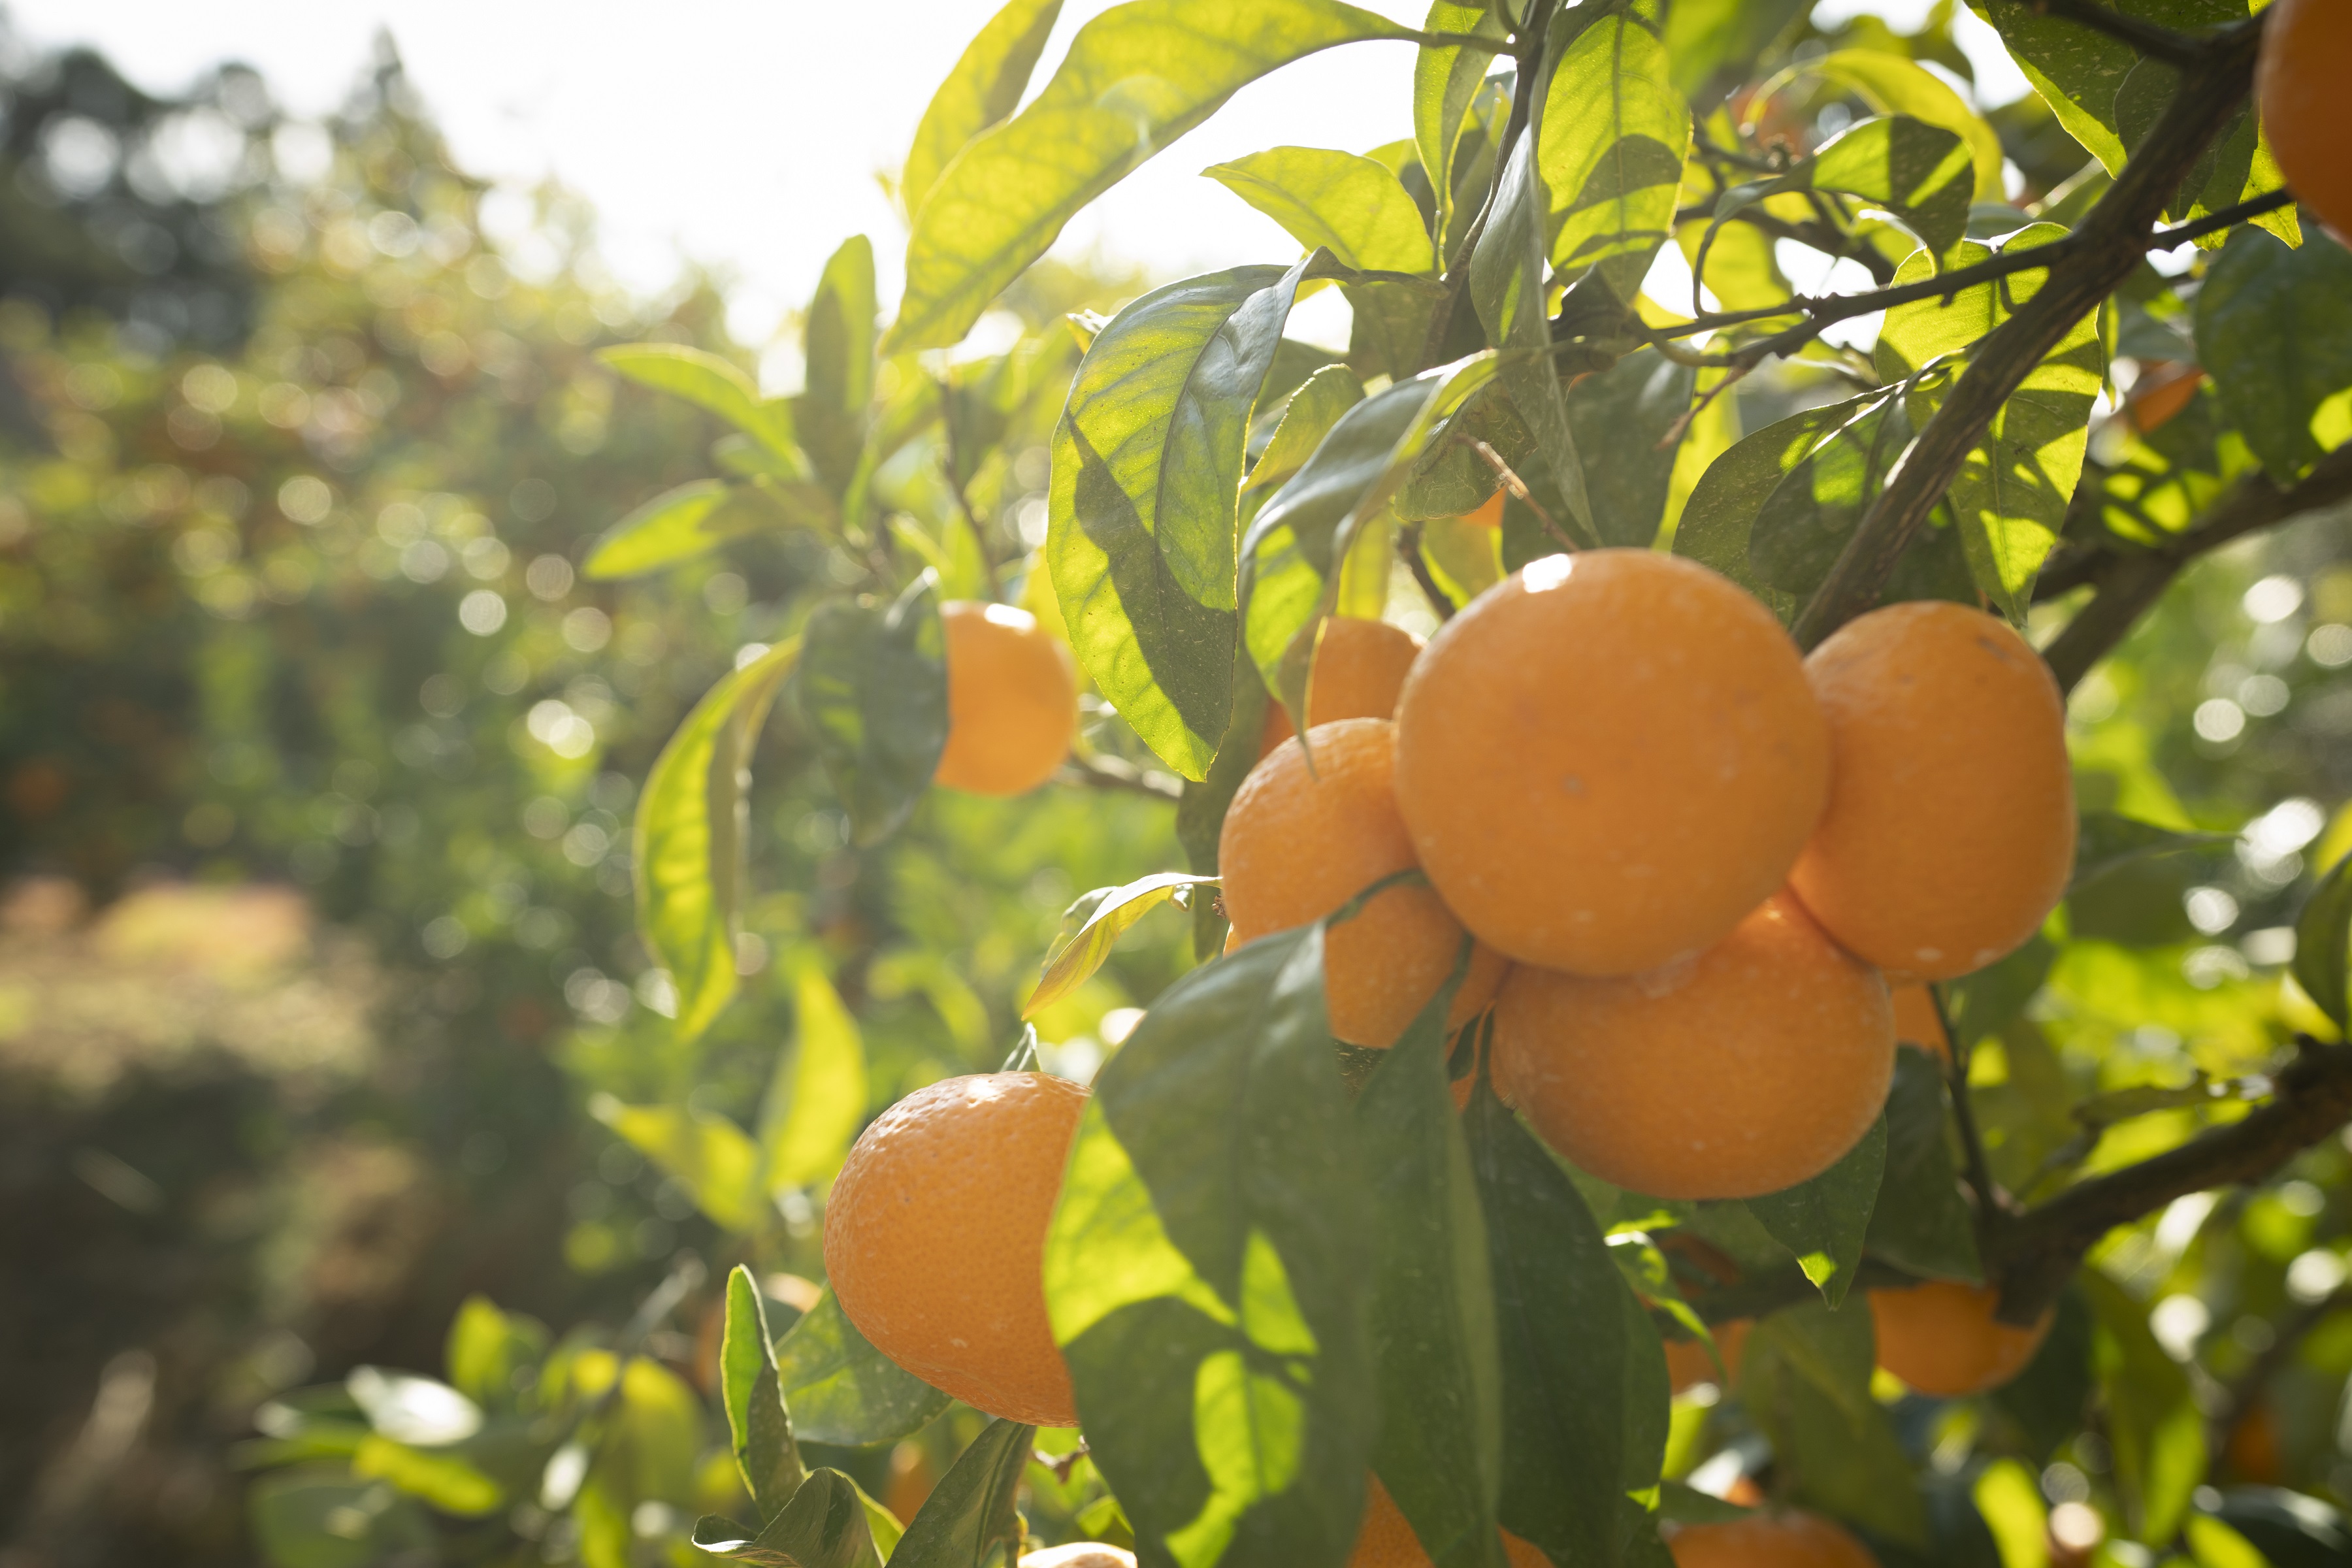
xmin=1745 ymin=388 xmax=1914 ymax=601
xmin=2195 ymin=225 xmax=2352 ymax=482
xmin=444 ymin=1295 xmax=544 ymax=1411
xmin=590 ymin=1098 xmax=764 ymax=1233
xmin=1359 ymin=981 xmax=1507 ymax=1568
xmin=1027 ymin=871 xmax=1218 ymax=1021
xmin=1876 ymin=225 xmax=2104 ymax=617
xmin=1247 ymin=364 xmax=1368 ymax=498
xmin=1660 ymin=0 xmax=1810 ymax=101
xmin=1865 ymin=1046 xmax=1983 ymax=1283
xmin=351 ymin=1435 xmax=504 ymax=1516
xmin=250 ymin=1473 xmax=433 ymax=1568
xmin=1472 ymin=134 xmax=1595 ymax=542
xmin=799 ymin=576 xmax=948 ymax=847
xmin=1538 ymin=9 xmax=1693 ymax=302
xmin=1204 ymin=146 xmax=1437 ymax=274
xmin=801 ymin=237 xmax=879 ymax=495
xmin=1563 ymin=347 xmax=1695 ymax=549
xmin=2070 ymin=812 xmax=2230 ymax=890
xmin=1745 ymin=1117 xmax=1888 ymax=1307
xmin=2294 ymin=850 xmax=2352 ymax=1035
xmin=1174 ymin=659 xmax=1273 ymax=959
xmin=1803 ymin=48 xmax=2004 ymax=201
xmin=2082 ymin=1267 xmax=2207 ymax=1543
xmin=887 ymin=0 xmax=1416 ymax=353
xmin=1465 ymin=1081 xmax=1669 ymax=1565
xmin=764 ymin=960 xmax=872 ymax=1191
xmin=691 ymin=1469 xmax=882 ymax=1568
xmin=634 ymin=638 xmax=800 ymax=1041
xmin=587 ymin=480 xmax=739 ymax=580
xmin=773 ymin=1289 xmax=953 ymax=1448
xmin=721 ymin=1266 xmax=808 ymax=1522
xmin=1414 ymin=1 xmax=1510 ymax=248
xmin=1742 ymin=1304 xmax=1929 ymax=1546
xmin=1739 ymin=115 xmax=1973 ymax=263
xmin=885 ymin=1418 xmax=1036 ymax=1567
xmin=599 ymin=343 xmax=796 ymax=458
xmin=1660 ymin=1480 xmax=1754 ymax=1525
xmin=1048 ymin=255 xmax=1341 ymax=779
xmin=1044 ymin=922 xmax=1374 ymax=1568
xmin=1674 ymin=393 xmax=1882 ymax=622
xmin=902 ymin=0 xmax=1065 ymax=220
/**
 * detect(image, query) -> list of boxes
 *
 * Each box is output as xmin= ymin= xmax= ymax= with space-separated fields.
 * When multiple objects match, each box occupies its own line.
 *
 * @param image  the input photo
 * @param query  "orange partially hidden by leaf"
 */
xmin=1462 ymin=489 xmax=1505 ymax=529
xmin=1789 ymin=601 xmax=2074 ymax=983
xmin=1665 ymin=1317 xmax=1751 ymax=1394
xmin=1258 ymin=616 xmax=1424 ymax=759
xmin=823 ymin=1071 xmax=1085 ymax=1426
xmin=1667 ymin=1510 xmax=1881 ymax=1568
xmin=1394 ymin=550 xmax=1829 ymax=977
xmin=1869 ymin=1279 xmax=2051 ymax=1397
xmin=2259 ymin=0 xmax=2352 ymax=244
xmin=1348 ymin=1475 xmax=1548 ymax=1567
xmin=934 ymin=601 xmax=1080 ymax=796
xmin=1492 ymin=894 xmax=1892 ymax=1200
xmin=1891 ymin=985 xmax=1949 ymax=1060
xmin=2126 ymin=365 xmax=2204 ymax=436
xmin=1222 ymin=719 xmax=1506 ymax=1049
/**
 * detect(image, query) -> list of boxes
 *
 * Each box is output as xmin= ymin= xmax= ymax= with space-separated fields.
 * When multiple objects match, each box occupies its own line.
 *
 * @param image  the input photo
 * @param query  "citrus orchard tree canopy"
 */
xmin=235 ymin=0 xmax=2352 ymax=1565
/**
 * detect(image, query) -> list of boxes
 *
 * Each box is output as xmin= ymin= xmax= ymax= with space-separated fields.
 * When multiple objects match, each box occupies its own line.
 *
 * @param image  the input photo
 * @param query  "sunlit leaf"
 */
xmin=1471 ymin=134 xmax=1593 ymax=542
xmin=764 ymin=959 xmax=871 ymax=1191
xmin=1661 ymin=0 xmax=1810 ymax=100
xmin=773 ymin=1289 xmax=952 ymax=1448
xmin=583 ymin=479 xmax=823 ymax=580
xmin=590 ymin=1097 xmax=764 ymax=1233
xmin=1246 ymin=363 xmax=1368 ymax=498
xmin=800 ymin=236 xmax=879 ymax=495
xmin=1413 ymin=1 xmax=1510 ymax=248
xmin=444 ymin=1296 xmax=545 ymax=1413
xmin=691 ymin=1469 xmax=881 ymax=1568
xmin=2293 ymin=851 xmax=2352 ymax=1035
xmin=2195 ymin=226 xmax=2352 ymax=482
xmin=1026 ymin=870 xmax=1218 ymax=1021
xmin=719 ymin=1266 xmax=806 ymax=1522
xmin=1723 ymin=114 xmax=1971 ymax=263
xmin=885 ymin=1418 xmax=1035 ymax=1567
xmin=1746 ymin=1116 xmax=1887 ymax=1307
xmin=887 ymin=0 xmax=1416 ymax=352
xmin=598 ymin=343 xmax=796 ymax=458
xmin=800 ymin=574 xmax=947 ymax=846
xmin=1537 ymin=9 xmax=1691 ymax=301
xmin=1204 ymin=146 xmax=1437 ymax=274
xmin=351 ymin=1435 xmax=504 ymax=1516
xmin=902 ymin=0 xmax=1065 ymax=220
xmin=1799 ymin=48 xmax=2004 ymax=201
xmin=634 ymin=639 xmax=800 ymax=1040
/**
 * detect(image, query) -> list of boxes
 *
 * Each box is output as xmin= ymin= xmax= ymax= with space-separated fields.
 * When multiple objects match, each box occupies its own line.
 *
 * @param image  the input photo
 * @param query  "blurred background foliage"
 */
xmin=1 ymin=3 xmax=2351 ymax=1567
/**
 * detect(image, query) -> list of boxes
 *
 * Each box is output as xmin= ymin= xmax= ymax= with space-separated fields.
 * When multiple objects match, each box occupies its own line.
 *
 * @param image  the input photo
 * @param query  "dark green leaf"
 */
xmin=590 ymin=1098 xmax=764 ymax=1233
xmin=773 ymin=1290 xmax=952 ymax=1448
xmin=1414 ymin=2 xmax=1510 ymax=248
xmin=1174 ymin=658 xmax=1273 ymax=959
xmin=2294 ymin=852 xmax=2352 ymax=1035
xmin=1048 ymin=256 xmax=1339 ymax=779
xmin=887 ymin=0 xmax=1415 ymax=352
xmin=1465 ymin=1081 xmax=1669 ymax=1565
xmin=1866 ymin=1046 xmax=1983 ymax=1283
xmin=1747 ymin=389 xmax=1913 ymax=600
xmin=1471 ymin=135 xmax=1595 ymax=542
xmin=1204 ymin=147 xmax=1437 ymax=274
xmin=1044 ymin=922 xmax=1374 ymax=1567
xmin=1674 ymin=394 xmax=1877 ymax=622
xmin=1660 ymin=1481 xmax=1755 ymax=1525
xmin=721 ymin=1266 xmax=807 ymax=1522
xmin=2082 ymin=1268 xmax=2206 ymax=1543
xmin=1538 ymin=8 xmax=1692 ymax=302
xmin=2195 ymin=226 xmax=2352 ymax=482
xmin=1876 ymin=224 xmax=2104 ymax=616
xmin=1746 ymin=1117 xmax=1887 ymax=1307
xmin=634 ymin=638 xmax=798 ymax=1040
xmin=885 ymin=1418 xmax=1036 ymax=1567
xmin=1944 ymin=937 xmax=2055 ymax=1047
xmin=250 ymin=1473 xmax=433 ymax=1568
xmin=800 ymin=575 xmax=948 ymax=847
xmin=599 ymin=343 xmax=797 ymax=459
xmin=1026 ymin=871 xmax=1218 ymax=1021
xmin=1359 ymin=968 xmax=1507 ymax=1568
xmin=2070 ymin=812 xmax=2230 ymax=890
xmin=1562 ymin=348 xmax=1695 ymax=549
xmin=1744 ymin=1304 xmax=1929 ymax=1546
xmin=800 ymin=237 xmax=878 ymax=495
xmin=901 ymin=0 xmax=1065 ymax=220
xmin=691 ymin=1469 xmax=881 ymax=1568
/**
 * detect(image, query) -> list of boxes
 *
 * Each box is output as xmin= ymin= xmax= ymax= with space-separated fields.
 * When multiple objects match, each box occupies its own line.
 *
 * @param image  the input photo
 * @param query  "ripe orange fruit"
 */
xmin=1462 ymin=491 xmax=1505 ymax=529
xmin=1891 ymin=985 xmax=1949 ymax=1060
xmin=1665 ymin=1318 xmax=1750 ymax=1394
xmin=1222 ymin=719 xmax=1507 ymax=1047
xmin=934 ymin=602 xmax=1080 ymax=796
xmin=1492 ymin=894 xmax=1892 ymax=1200
xmin=1348 ymin=1475 xmax=1548 ymax=1567
xmin=1870 ymin=1280 xmax=2051 ymax=1397
xmin=1260 ymin=616 xmax=1424 ymax=758
xmin=823 ymin=1072 xmax=1086 ymax=1426
xmin=1667 ymin=1510 xmax=1879 ymax=1568
xmin=2258 ymin=0 xmax=2352 ymax=244
xmin=1789 ymin=601 xmax=2074 ymax=981
xmin=1394 ymin=550 xmax=1829 ymax=976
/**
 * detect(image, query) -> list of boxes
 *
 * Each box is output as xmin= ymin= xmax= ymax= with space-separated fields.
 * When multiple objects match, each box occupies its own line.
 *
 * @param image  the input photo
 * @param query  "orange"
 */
xmin=1667 ymin=1511 xmax=1879 ymax=1568
xmin=1665 ymin=1318 xmax=1750 ymax=1394
xmin=1789 ymin=601 xmax=2074 ymax=982
xmin=1348 ymin=1475 xmax=1548 ymax=1568
xmin=1891 ymin=985 xmax=1949 ymax=1060
xmin=2258 ymin=0 xmax=2352 ymax=244
xmin=1222 ymin=719 xmax=1507 ymax=1047
xmin=2126 ymin=365 xmax=2204 ymax=436
xmin=1394 ymin=551 xmax=1829 ymax=976
xmin=1492 ymin=894 xmax=1893 ymax=1200
xmin=823 ymin=1072 xmax=1085 ymax=1426
xmin=1462 ymin=490 xmax=1505 ymax=529
xmin=934 ymin=602 xmax=1080 ymax=796
xmin=1870 ymin=1280 xmax=2051 ymax=1397
xmin=1260 ymin=616 xmax=1424 ymax=758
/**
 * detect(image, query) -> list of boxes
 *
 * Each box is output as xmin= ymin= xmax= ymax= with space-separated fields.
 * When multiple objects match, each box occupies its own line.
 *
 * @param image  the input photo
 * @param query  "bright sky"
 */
xmin=23 ymin=1 xmax=2029 ymax=372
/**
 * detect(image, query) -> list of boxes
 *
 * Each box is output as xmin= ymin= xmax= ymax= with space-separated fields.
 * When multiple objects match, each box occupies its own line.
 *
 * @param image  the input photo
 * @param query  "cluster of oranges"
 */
xmin=829 ymin=549 xmax=2075 ymax=1565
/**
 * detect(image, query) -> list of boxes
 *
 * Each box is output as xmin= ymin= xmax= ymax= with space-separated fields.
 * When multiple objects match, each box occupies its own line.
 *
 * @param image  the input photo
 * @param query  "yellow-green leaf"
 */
xmin=1203 ymin=146 xmax=1437 ymax=274
xmin=902 ymin=0 xmax=1065 ymax=220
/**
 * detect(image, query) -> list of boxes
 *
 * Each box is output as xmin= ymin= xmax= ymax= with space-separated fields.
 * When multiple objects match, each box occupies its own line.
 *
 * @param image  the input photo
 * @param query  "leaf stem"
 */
xmin=1058 ymin=751 xmax=1182 ymax=802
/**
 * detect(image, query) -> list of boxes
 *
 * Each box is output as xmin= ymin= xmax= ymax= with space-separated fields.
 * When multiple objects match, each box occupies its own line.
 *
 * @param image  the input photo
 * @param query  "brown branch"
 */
xmin=1396 ymin=522 xmax=1458 ymax=621
xmin=1789 ymin=16 xmax=2266 ymax=647
xmin=1058 ymin=751 xmax=1181 ymax=802
xmin=2040 ymin=443 xmax=2352 ymax=693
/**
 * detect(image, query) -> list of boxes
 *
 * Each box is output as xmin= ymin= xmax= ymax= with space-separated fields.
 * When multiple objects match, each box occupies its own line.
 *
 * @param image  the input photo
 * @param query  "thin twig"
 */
xmin=2148 ymin=187 xmax=2296 ymax=248
xmin=1058 ymin=751 xmax=1182 ymax=802
xmin=1934 ymin=984 xmax=2012 ymax=1247
xmin=1467 ymin=438 xmax=1580 ymax=553
xmin=1396 ymin=522 xmax=1459 ymax=621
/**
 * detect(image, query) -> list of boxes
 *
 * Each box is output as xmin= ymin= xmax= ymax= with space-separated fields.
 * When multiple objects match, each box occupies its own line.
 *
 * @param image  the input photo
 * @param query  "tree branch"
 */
xmin=1789 ymin=16 xmax=2266 ymax=647
xmin=1058 ymin=751 xmax=1182 ymax=802
xmin=2030 ymin=0 xmax=2208 ymax=68
xmin=2040 ymin=442 xmax=2352 ymax=693
xmin=1396 ymin=523 xmax=1458 ymax=621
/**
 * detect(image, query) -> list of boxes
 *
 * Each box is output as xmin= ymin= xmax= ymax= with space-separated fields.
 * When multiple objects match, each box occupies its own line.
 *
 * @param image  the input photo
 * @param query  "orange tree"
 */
xmin=245 ymin=1 xmax=2352 ymax=1566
